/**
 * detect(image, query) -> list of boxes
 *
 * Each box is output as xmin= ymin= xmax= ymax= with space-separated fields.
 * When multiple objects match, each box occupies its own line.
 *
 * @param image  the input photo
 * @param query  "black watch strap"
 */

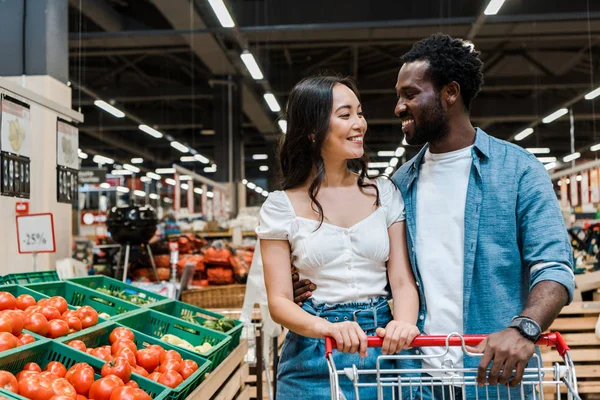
xmin=509 ymin=316 xmax=542 ymax=342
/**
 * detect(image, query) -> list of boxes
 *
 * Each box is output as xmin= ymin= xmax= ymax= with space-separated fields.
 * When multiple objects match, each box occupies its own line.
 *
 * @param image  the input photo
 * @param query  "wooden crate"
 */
xmin=543 ymin=301 xmax=600 ymax=398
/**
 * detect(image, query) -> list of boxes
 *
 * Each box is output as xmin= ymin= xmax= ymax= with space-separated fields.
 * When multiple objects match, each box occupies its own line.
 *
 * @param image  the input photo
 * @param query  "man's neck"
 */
xmin=429 ymin=117 xmax=476 ymax=154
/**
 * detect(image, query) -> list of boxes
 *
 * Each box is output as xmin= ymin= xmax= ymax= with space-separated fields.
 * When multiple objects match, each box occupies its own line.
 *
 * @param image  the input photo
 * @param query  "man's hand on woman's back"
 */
xmin=292 ymin=271 xmax=316 ymax=306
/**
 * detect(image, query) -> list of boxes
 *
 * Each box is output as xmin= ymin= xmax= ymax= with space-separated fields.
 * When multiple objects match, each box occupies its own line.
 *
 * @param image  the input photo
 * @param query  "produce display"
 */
xmin=94 ymin=288 xmax=155 ymax=306
xmin=160 ymin=334 xmax=212 ymax=355
xmin=198 ymin=317 xmax=235 ymax=333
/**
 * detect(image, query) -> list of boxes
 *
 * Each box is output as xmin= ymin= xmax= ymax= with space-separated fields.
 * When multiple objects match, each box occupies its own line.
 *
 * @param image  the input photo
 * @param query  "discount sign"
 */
xmin=16 ymin=213 xmax=56 ymax=254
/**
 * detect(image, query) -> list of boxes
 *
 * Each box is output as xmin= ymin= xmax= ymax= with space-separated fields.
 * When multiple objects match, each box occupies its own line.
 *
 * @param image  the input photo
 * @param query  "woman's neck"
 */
xmin=319 ymin=158 xmax=355 ymax=188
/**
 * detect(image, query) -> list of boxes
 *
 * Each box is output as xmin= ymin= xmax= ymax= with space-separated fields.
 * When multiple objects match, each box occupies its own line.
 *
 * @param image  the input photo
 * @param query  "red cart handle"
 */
xmin=325 ymin=332 xmax=569 ymax=358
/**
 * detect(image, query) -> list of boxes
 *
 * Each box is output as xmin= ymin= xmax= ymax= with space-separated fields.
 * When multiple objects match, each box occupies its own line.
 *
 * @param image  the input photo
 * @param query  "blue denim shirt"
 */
xmin=391 ymin=128 xmax=574 ymax=370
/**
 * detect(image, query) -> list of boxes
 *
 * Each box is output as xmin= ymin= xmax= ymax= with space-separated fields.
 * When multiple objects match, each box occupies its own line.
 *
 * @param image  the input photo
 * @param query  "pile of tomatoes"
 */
xmin=0 ymin=360 xmax=152 ymax=400
xmin=0 ymin=292 xmax=99 ymax=340
xmin=67 ymin=327 xmax=200 ymax=389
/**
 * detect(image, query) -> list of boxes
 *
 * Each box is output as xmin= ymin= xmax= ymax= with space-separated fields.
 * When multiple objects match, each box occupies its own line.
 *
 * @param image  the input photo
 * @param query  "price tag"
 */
xmin=16 ymin=213 xmax=56 ymax=254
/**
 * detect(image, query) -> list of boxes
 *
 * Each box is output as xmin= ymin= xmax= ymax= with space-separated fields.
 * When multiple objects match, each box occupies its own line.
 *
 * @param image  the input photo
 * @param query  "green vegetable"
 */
xmin=202 ymin=320 xmax=219 ymax=330
xmin=218 ymin=317 xmax=236 ymax=332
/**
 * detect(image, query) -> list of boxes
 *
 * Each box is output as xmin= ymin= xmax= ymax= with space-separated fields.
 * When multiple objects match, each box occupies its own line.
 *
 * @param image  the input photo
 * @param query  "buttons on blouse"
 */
xmin=419 ymin=314 xmax=424 ymax=321
xmin=416 ymin=281 xmax=420 ymax=287
xmin=351 ymin=284 xmax=356 ymax=288
xmin=347 ymin=266 xmax=352 ymax=270
xmin=344 ymin=230 xmax=349 ymax=236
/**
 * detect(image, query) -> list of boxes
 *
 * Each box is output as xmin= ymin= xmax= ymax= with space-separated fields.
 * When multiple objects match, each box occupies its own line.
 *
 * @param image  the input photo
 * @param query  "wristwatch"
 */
xmin=509 ymin=316 xmax=542 ymax=342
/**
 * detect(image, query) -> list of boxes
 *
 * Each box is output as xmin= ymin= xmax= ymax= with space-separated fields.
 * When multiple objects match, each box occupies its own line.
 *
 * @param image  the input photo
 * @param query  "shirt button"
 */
xmin=348 ymin=266 xmax=352 ymax=270
xmin=411 ymin=247 xmax=415 ymax=252
xmin=415 ymin=350 xmax=420 ymax=355
xmin=419 ymin=315 xmax=424 ymax=321
xmin=416 ymin=282 xmax=420 ymax=287
xmin=344 ymin=231 xmax=349 ymax=235
xmin=351 ymin=284 xmax=356 ymax=288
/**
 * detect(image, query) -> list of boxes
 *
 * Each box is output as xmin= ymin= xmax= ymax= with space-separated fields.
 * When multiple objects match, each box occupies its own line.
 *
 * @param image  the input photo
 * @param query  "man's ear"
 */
xmin=444 ymin=81 xmax=461 ymax=107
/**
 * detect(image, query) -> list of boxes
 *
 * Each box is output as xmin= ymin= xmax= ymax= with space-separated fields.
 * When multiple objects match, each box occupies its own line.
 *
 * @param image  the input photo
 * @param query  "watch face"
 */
xmin=522 ymin=321 xmax=537 ymax=336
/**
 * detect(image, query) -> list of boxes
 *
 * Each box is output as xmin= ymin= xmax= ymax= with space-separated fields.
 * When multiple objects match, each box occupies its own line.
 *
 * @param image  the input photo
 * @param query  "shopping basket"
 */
xmin=325 ymin=332 xmax=580 ymax=400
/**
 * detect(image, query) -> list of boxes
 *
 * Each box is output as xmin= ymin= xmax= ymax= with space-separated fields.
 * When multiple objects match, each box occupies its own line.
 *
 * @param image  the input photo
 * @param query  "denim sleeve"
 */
xmin=517 ymin=161 xmax=575 ymax=303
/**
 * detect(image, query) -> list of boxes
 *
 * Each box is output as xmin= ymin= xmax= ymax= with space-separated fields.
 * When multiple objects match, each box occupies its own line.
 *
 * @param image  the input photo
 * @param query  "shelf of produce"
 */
xmin=185 ymin=339 xmax=249 ymax=400
xmin=0 ymin=271 xmax=60 ymax=285
xmin=57 ymin=320 xmax=211 ymax=400
xmin=112 ymin=309 xmax=231 ymax=371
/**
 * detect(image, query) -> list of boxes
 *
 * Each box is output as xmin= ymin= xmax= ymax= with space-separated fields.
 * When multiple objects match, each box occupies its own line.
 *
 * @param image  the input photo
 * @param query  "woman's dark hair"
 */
xmin=278 ymin=75 xmax=378 ymax=228
xmin=400 ymin=33 xmax=484 ymax=112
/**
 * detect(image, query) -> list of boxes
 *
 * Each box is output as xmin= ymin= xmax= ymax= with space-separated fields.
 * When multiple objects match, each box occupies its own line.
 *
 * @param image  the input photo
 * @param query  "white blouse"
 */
xmin=256 ymin=177 xmax=405 ymax=304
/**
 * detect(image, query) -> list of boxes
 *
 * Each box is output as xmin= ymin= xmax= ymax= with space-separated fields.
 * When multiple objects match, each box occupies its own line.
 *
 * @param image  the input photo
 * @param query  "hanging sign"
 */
xmin=1 ymin=96 xmax=31 ymax=157
xmin=16 ymin=213 xmax=56 ymax=254
xmin=56 ymin=119 xmax=79 ymax=170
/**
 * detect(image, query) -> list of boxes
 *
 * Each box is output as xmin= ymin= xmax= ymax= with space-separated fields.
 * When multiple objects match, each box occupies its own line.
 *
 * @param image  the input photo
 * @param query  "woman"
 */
xmin=257 ymin=75 xmax=420 ymax=399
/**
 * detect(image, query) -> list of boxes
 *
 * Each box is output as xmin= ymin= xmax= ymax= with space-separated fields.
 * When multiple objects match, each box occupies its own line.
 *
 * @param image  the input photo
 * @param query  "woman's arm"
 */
xmin=261 ymin=239 xmax=369 ymax=356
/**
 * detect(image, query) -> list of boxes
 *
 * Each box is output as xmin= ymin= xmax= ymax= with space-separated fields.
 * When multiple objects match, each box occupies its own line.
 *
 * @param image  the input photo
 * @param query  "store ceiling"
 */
xmin=69 ymin=0 xmax=600 ymax=185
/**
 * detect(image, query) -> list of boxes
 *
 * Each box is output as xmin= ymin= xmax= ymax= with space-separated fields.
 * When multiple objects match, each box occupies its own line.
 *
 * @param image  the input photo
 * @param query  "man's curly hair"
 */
xmin=400 ymin=33 xmax=484 ymax=112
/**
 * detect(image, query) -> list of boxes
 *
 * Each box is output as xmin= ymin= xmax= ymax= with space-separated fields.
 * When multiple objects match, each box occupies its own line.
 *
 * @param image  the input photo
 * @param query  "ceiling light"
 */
xmin=200 ymin=129 xmax=215 ymax=135
xmin=181 ymin=183 xmax=189 ymax=190
xmin=566 ymin=178 xmax=571 ymax=184
xmin=207 ymin=0 xmax=235 ymax=28
xmin=206 ymin=191 xmax=214 ymax=198
xmin=385 ymin=166 xmax=394 ymax=175
xmin=484 ymin=0 xmax=506 ymax=15
xmin=194 ymin=154 xmax=210 ymax=164
xmin=163 ymin=197 xmax=173 ymax=204
xmin=396 ymin=147 xmax=406 ymax=157
xmin=576 ymin=175 xmax=583 ymax=182
xmin=123 ymin=164 xmax=140 ymax=173
xmin=180 ymin=156 xmax=195 ymax=162
xmin=262 ymin=191 xmax=269 ymax=197
xmin=368 ymin=162 xmax=389 ymax=168
xmin=100 ymin=183 xmax=111 ymax=189
xmin=149 ymin=193 xmax=159 ymax=200
xmin=94 ymin=100 xmax=125 ymax=118
xmin=367 ymin=169 xmax=379 ymax=175
xmin=253 ymin=154 xmax=268 ymax=160
xmin=146 ymin=172 xmax=161 ymax=180
xmin=389 ymin=157 xmax=399 ymax=167
xmin=543 ymin=108 xmax=568 ymax=124
xmin=194 ymin=188 xmax=203 ymax=194
xmin=544 ymin=162 xmax=557 ymax=171
xmin=240 ymin=51 xmax=264 ymax=80
xmin=170 ymin=141 xmax=189 ymax=153
xmin=140 ymin=176 xmax=152 ymax=183
xmin=165 ymin=178 xmax=176 ymax=186
xmin=377 ymin=151 xmax=395 ymax=157
xmin=585 ymin=87 xmax=600 ymax=100
xmin=563 ymin=152 xmax=581 ymax=162
xmin=179 ymin=175 xmax=192 ymax=181
xmin=259 ymin=165 xmax=269 ymax=171
xmin=131 ymin=158 xmax=143 ymax=164
xmin=93 ymin=155 xmax=114 ymax=165
xmin=536 ymin=157 xmax=557 ymax=163
xmin=278 ymin=120 xmax=287 ymax=133
xmin=138 ymin=125 xmax=162 ymax=139
xmin=591 ymin=143 xmax=600 ymax=152
xmin=525 ymin=148 xmax=550 ymax=154
xmin=116 ymin=186 xmax=130 ymax=193
xmin=255 ymin=187 xmax=263 ymax=194
xmin=515 ymin=128 xmax=534 ymax=141
xmin=78 ymin=151 xmax=88 ymax=159
xmin=263 ymin=93 xmax=281 ymax=112
xmin=402 ymin=137 xmax=408 ymax=146
xmin=242 ymin=179 xmax=248 ymax=185
xmin=204 ymin=166 xmax=217 ymax=173
xmin=133 ymin=190 xmax=146 ymax=197
xmin=156 ymin=168 xmax=175 ymax=174
xmin=111 ymin=169 xmax=132 ymax=176
xmin=247 ymin=182 xmax=256 ymax=189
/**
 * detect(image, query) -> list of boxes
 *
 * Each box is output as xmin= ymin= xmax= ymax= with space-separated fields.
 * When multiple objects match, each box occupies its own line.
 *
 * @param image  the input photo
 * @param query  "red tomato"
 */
xmin=67 ymin=340 xmax=87 ymax=352
xmin=25 ymin=305 xmax=42 ymax=315
xmin=77 ymin=307 xmax=98 ymax=329
xmin=0 ymin=332 xmax=18 ymax=351
xmin=157 ymin=370 xmax=183 ymax=388
xmin=64 ymin=317 xmax=82 ymax=332
xmin=16 ymin=370 xmax=39 ymax=382
xmin=47 ymin=297 xmax=68 ymax=314
xmin=111 ymin=340 xmax=137 ymax=356
xmin=50 ymin=396 xmax=78 ymax=400
xmin=51 ymin=378 xmax=77 ymax=399
xmin=132 ymin=366 xmax=148 ymax=378
xmin=115 ymin=348 xmax=137 ymax=368
xmin=181 ymin=359 xmax=198 ymax=372
xmin=65 ymin=363 xmax=94 ymax=396
xmin=101 ymin=357 xmax=131 ymax=383
xmin=23 ymin=313 xmax=49 ymax=336
xmin=91 ymin=348 xmax=113 ymax=362
xmin=146 ymin=372 xmax=161 ymax=382
xmin=47 ymin=319 xmax=70 ymax=339
xmin=39 ymin=306 xmax=62 ymax=322
xmin=0 ymin=293 xmax=16 ymax=311
xmin=24 ymin=362 xmax=42 ymax=372
xmin=18 ymin=374 xmax=54 ymax=400
xmin=18 ymin=333 xmax=36 ymax=345
xmin=144 ymin=345 xmax=165 ymax=358
xmin=157 ymin=359 xmax=182 ymax=374
xmin=76 ymin=395 xmax=87 ymax=400
xmin=2 ymin=310 xmax=23 ymax=336
xmin=109 ymin=328 xmax=134 ymax=345
xmin=159 ymin=349 xmax=182 ymax=364
xmin=109 ymin=386 xmax=151 ymax=400
xmin=37 ymin=299 xmax=49 ymax=307
xmin=61 ymin=310 xmax=80 ymax=320
xmin=0 ymin=371 xmax=18 ymax=393
xmin=135 ymin=349 xmax=159 ymax=373
xmin=88 ymin=376 xmax=124 ymax=400
xmin=124 ymin=381 xmax=139 ymax=389
xmin=39 ymin=372 xmax=61 ymax=381
xmin=16 ymin=294 xmax=37 ymax=311
xmin=45 ymin=361 xmax=67 ymax=378
xmin=0 ymin=315 xmax=12 ymax=334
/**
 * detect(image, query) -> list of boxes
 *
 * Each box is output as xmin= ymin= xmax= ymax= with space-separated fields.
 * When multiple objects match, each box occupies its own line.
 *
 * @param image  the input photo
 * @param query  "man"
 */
xmin=294 ymin=33 xmax=574 ymax=398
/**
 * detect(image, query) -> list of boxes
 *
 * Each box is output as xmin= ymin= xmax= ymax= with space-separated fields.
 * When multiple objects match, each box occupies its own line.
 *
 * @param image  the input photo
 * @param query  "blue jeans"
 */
xmin=276 ymin=296 xmax=396 ymax=400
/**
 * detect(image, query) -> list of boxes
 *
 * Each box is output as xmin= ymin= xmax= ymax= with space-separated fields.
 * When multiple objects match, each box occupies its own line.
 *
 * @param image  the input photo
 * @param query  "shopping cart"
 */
xmin=325 ymin=332 xmax=580 ymax=400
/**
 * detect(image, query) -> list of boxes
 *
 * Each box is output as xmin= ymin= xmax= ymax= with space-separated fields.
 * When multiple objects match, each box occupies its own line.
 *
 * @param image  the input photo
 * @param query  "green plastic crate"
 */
xmin=0 ymin=284 xmax=108 ymax=342
xmin=26 ymin=281 xmax=140 ymax=318
xmin=68 ymin=276 xmax=172 ymax=307
xmin=0 ymin=388 xmax=25 ymax=400
xmin=1 ymin=271 xmax=60 ymax=285
xmin=113 ymin=309 xmax=231 ymax=371
xmin=58 ymin=321 xmax=211 ymax=400
xmin=149 ymin=300 xmax=244 ymax=353
xmin=0 ymin=340 xmax=169 ymax=400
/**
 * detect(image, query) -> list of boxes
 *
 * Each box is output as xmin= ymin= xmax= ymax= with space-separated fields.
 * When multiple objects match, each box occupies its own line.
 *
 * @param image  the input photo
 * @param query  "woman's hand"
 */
xmin=376 ymin=321 xmax=420 ymax=355
xmin=318 ymin=321 xmax=368 ymax=358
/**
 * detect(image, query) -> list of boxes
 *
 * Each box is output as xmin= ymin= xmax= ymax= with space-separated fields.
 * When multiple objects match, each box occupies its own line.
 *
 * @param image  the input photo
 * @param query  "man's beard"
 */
xmin=405 ymin=95 xmax=450 ymax=146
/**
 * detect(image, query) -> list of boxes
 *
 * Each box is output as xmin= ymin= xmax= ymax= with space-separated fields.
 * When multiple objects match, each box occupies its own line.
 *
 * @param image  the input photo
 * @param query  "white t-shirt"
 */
xmin=256 ymin=177 xmax=405 ymax=304
xmin=416 ymin=146 xmax=473 ymax=372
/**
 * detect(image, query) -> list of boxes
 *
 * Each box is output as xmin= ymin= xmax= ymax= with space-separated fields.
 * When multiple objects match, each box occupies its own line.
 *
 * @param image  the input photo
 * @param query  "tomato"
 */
xmin=124 ymin=381 xmax=139 ymax=389
xmin=47 ymin=319 xmax=70 ymax=338
xmin=157 ymin=370 xmax=183 ymax=388
xmin=18 ymin=333 xmax=36 ymax=345
xmin=77 ymin=307 xmax=98 ymax=329
xmin=181 ymin=359 xmax=198 ymax=372
xmin=45 ymin=361 xmax=67 ymax=378
xmin=0 ymin=371 xmax=18 ymax=393
xmin=0 ymin=315 xmax=12 ymax=334
xmin=132 ymin=366 xmax=148 ymax=378
xmin=111 ymin=340 xmax=136 ymax=356
xmin=146 ymin=372 xmax=161 ymax=382
xmin=16 ymin=370 xmax=39 ymax=382
xmin=2 ymin=310 xmax=23 ymax=336
xmin=76 ymin=395 xmax=87 ymax=400
xmin=157 ymin=359 xmax=182 ymax=374
xmin=61 ymin=310 xmax=80 ymax=320
xmin=101 ymin=357 xmax=131 ymax=383
xmin=37 ymin=299 xmax=49 ymax=307
xmin=88 ymin=376 xmax=124 ymax=400
xmin=50 ymin=396 xmax=78 ymax=400
xmin=68 ymin=340 xmax=87 ymax=352
xmin=0 ymin=293 xmax=16 ymax=311
xmin=47 ymin=297 xmax=68 ymax=314
xmin=115 ymin=348 xmax=137 ymax=367
xmin=19 ymin=374 xmax=54 ymax=400
xmin=109 ymin=328 xmax=134 ymax=345
xmin=16 ymin=294 xmax=37 ymax=310
xmin=25 ymin=305 xmax=42 ymax=315
xmin=23 ymin=313 xmax=49 ymax=336
xmin=135 ymin=349 xmax=159 ymax=373
xmin=65 ymin=363 xmax=94 ymax=396
xmin=39 ymin=306 xmax=62 ymax=322
xmin=109 ymin=386 xmax=151 ymax=400
xmin=144 ymin=344 xmax=165 ymax=358
xmin=24 ymin=362 xmax=42 ymax=372
xmin=64 ymin=317 xmax=82 ymax=332
xmin=91 ymin=348 xmax=113 ymax=362
xmin=159 ymin=349 xmax=182 ymax=364
xmin=51 ymin=378 xmax=77 ymax=399
xmin=40 ymin=372 xmax=61 ymax=381
xmin=0 ymin=332 xmax=18 ymax=351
